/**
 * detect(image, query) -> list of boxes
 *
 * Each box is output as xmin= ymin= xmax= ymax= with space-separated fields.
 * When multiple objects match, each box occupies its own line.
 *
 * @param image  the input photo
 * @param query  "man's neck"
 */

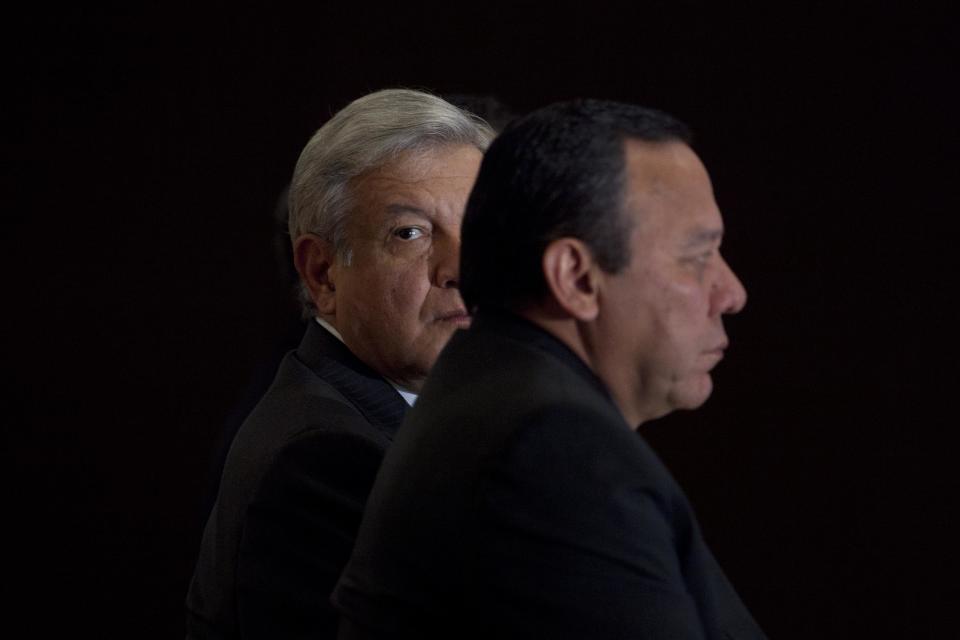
xmin=518 ymin=308 xmax=643 ymax=429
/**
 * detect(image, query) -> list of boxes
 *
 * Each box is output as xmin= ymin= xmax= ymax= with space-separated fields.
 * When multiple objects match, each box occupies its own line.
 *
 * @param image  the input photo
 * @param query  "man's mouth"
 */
xmin=436 ymin=310 xmax=471 ymax=326
xmin=702 ymin=338 xmax=728 ymax=358
xmin=708 ymin=343 xmax=728 ymax=354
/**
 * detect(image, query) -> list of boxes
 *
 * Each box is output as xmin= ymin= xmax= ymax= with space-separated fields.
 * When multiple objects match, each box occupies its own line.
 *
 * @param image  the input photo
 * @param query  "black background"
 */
xmin=7 ymin=3 xmax=957 ymax=637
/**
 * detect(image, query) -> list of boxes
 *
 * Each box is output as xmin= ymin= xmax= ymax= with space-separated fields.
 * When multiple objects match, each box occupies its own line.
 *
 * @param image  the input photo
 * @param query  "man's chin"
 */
xmin=671 ymin=376 xmax=714 ymax=411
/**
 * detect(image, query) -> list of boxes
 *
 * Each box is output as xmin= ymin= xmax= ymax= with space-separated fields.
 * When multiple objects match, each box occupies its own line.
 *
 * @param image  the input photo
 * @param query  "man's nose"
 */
xmin=433 ymin=234 xmax=461 ymax=289
xmin=712 ymin=256 xmax=747 ymax=316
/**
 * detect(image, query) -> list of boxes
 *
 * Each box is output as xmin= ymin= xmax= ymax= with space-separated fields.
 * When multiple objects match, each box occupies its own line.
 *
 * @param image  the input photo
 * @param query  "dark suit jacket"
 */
xmin=187 ymin=321 xmax=408 ymax=639
xmin=333 ymin=310 xmax=766 ymax=640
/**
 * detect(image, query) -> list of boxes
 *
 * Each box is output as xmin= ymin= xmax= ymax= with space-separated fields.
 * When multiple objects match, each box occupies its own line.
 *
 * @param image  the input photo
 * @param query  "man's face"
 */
xmin=329 ymin=144 xmax=482 ymax=390
xmin=596 ymin=140 xmax=747 ymax=424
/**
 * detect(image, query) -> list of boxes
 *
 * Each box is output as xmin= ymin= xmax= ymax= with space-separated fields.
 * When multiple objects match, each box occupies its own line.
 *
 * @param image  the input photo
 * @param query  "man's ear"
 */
xmin=541 ymin=238 xmax=600 ymax=322
xmin=293 ymin=234 xmax=339 ymax=316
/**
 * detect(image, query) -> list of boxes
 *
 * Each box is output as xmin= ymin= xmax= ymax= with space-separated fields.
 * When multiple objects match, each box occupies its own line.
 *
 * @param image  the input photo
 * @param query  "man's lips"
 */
xmin=702 ymin=342 xmax=728 ymax=366
xmin=436 ymin=310 xmax=471 ymax=325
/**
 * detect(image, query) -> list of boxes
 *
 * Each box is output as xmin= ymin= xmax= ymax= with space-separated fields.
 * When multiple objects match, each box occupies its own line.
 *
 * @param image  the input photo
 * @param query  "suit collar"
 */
xmin=296 ymin=321 xmax=409 ymax=438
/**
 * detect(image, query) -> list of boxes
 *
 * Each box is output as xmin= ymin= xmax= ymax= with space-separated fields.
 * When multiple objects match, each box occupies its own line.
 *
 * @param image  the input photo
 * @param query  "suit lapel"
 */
xmin=296 ymin=321 xmax=408 ymax=439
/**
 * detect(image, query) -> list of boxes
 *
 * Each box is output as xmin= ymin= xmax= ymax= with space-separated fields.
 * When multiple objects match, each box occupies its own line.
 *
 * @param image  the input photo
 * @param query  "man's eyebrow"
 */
xmin=682 ymin=228 xmax=724 ymax=248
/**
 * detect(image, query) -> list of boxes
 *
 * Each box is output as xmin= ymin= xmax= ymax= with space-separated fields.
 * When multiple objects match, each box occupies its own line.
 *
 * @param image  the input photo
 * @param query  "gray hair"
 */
xmin=288 ymin=88 xmax=496 ymax=318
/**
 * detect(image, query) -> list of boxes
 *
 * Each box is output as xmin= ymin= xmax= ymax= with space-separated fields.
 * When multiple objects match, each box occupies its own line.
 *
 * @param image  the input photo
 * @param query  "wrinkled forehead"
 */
xmin=346 ymin=144 xmax=482 ymax=225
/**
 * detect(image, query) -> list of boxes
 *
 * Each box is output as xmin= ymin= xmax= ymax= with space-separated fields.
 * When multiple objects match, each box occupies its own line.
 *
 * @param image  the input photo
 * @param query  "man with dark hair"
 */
xmin=332 ymin=100 xmax=766 ymax=639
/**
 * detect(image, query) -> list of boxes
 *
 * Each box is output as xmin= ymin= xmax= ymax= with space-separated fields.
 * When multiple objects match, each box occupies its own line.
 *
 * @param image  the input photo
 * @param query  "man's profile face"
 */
xmin=597 ymin=140 xmax=747 ymax=422
xmin=330 ymin=144 xmax=482 ymax=390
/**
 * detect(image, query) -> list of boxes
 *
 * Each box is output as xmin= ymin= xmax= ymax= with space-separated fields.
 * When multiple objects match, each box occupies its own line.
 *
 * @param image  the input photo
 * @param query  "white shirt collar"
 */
xmin=314 ymin=317 xmax=418 ymax=406
xmin=315 ymin=316 xmax=344 ymax=342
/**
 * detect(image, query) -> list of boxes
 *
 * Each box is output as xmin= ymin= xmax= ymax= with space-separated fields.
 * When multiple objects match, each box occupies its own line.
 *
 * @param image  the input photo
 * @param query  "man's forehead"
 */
xmin=385 ymin=203 xmax=428 ymax=215
xmin=361 ymin=144 xmax=481 ymax=183
xmin=621 ymin=140 xmax=724 ymax=240
xmin=361 ymin=166 xmax=473 ymax=186
xmin=353 ymin=180 xmax=450 ymax=218
xmin=347 ymin=159 xmax=479 ymax=234
xmin=349 ymin=148 xmax=477 ymax=209
xmin=623 ymin=139 xmax=705 ymax=189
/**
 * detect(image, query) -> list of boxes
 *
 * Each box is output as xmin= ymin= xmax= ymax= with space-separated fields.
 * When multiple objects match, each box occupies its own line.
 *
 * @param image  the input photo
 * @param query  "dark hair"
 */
xmin=459 ymin=99 xmax=691 ymax=312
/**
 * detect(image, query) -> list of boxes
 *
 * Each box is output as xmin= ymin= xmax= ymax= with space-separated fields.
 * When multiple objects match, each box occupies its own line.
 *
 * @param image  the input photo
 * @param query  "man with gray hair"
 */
xmin=186 ymin=89 xmax=494 ymax=639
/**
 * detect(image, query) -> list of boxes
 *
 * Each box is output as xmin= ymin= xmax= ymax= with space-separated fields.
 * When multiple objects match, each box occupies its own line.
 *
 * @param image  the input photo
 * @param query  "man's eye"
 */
xmin=683 ymin=252 xmax=713 ymax=276
xmin=394 ymin=227 xmax=426 ymax=241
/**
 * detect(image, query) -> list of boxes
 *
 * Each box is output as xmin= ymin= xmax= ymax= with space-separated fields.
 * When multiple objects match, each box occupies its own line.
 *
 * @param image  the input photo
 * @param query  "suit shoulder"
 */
xmin=240 ymin=356 xmax=393 ymax=444
xmin=218 ymin=357 xmax=396 ymax=504
xmin=501 ymin=401 xmax=655 ymax=479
